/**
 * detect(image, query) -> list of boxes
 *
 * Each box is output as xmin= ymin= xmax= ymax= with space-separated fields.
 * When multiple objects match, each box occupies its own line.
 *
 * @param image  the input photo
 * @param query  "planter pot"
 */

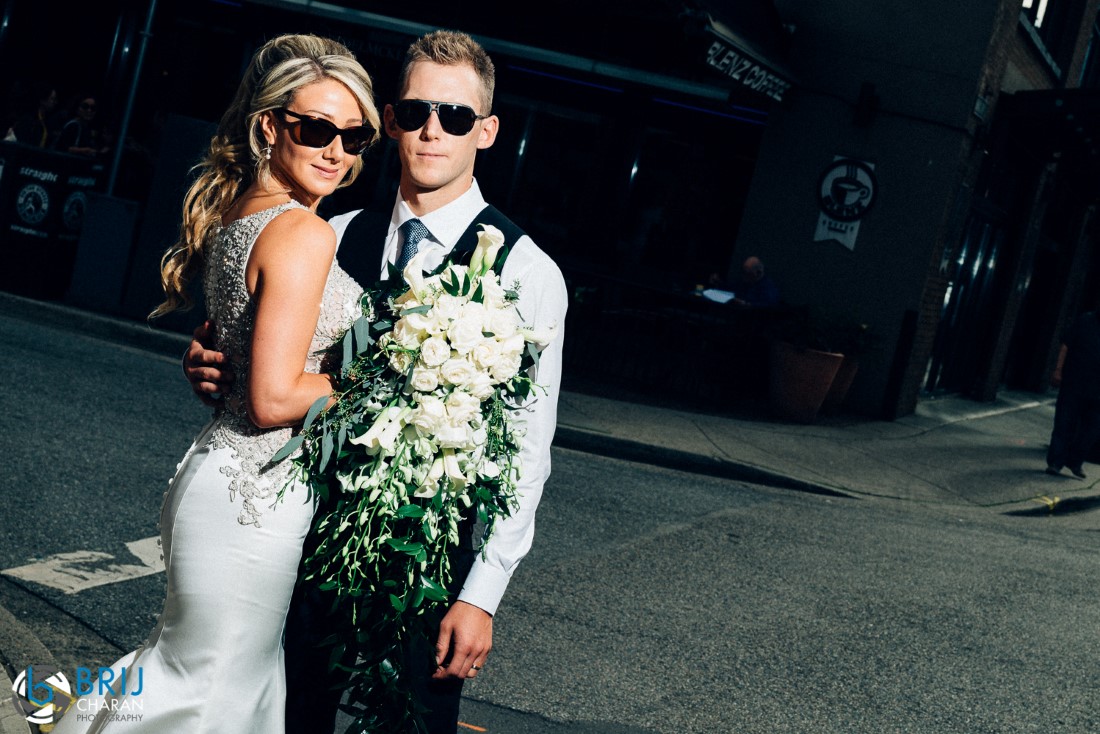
xmin=821 ymin=356 xmax=860 ymax=414
xmin=768 ymin=340 xmax=844 ymax=423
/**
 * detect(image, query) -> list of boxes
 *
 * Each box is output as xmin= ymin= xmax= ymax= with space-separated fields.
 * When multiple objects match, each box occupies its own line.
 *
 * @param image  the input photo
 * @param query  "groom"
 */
xmin=184 ymin=30 xmax=567 ymax=733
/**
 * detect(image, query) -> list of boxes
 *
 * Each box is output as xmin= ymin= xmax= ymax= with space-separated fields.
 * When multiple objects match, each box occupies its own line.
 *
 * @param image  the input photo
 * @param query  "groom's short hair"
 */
xmin=399 ymin=30 xmax=496 ymax=115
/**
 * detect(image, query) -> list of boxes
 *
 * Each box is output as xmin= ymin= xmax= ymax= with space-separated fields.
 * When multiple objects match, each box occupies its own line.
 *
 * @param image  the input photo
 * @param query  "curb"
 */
xmin=0 ymin=603 xmax=40 ymax=734
xmin=0 ymin=292 xmax=188 ymax=360
xmin=0 ymin=666 xmax=31 ymax=734
xmin=553 ymin=426 xmax=852 ymax=498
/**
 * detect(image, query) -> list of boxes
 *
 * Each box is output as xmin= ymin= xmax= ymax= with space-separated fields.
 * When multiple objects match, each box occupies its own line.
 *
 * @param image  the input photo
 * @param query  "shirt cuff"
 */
xmin=456 ymin=558 xmax=512 ymax=616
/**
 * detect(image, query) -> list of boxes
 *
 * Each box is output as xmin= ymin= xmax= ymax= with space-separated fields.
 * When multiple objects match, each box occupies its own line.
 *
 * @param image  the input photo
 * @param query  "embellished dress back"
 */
xmin=53 ymin=202 xmax=363 ymax=734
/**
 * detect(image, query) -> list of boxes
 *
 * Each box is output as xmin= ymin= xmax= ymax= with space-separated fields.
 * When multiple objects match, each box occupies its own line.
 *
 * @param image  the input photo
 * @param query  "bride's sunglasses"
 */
xmin=276 ymin=109 xmax=376 ymax=155
xmin=393 ymin=99 xmax=488 ymax=136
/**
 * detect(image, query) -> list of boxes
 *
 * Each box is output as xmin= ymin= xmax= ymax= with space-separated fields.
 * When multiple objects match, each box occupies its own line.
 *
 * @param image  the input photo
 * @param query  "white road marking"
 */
xmin=2 ymin=537 xmax=164 ymax=594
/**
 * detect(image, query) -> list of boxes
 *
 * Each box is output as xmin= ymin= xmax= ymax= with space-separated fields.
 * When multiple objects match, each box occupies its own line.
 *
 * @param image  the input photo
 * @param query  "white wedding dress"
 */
xmin=54 ymin=202 xmax=363 ymax=734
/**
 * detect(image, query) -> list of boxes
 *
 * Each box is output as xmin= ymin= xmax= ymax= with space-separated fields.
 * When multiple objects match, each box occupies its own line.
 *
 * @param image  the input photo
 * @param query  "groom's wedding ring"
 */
xmin=470 ymin=664 xmax=482 ymax=671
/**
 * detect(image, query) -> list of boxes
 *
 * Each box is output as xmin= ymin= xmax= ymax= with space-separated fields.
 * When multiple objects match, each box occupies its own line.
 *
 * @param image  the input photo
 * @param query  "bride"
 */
xmin=54 ymin=34 xmax=379 ymax=733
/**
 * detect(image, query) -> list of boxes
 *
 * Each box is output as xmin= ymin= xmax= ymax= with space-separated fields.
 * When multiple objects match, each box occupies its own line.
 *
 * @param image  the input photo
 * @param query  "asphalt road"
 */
xmin=2 ymin=312 xmax=1099 ymax=733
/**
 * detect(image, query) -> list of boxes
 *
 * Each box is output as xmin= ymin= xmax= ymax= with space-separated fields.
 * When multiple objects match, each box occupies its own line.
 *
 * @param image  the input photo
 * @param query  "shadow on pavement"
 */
xmin=1004 ymin=494 xmax=1100 ymax=517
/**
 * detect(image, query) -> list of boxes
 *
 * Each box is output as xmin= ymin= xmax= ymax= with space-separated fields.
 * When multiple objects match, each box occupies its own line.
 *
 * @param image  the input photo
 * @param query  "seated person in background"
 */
xmin=733 ymin=255 xmax=780 ymax=307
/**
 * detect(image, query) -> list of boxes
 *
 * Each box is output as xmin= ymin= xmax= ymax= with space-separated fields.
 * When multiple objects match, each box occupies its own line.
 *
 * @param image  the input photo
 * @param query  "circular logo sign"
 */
xmin=11 ymin=666 xmax=74 ymax=725
xmin=818 ymin=159 xmax=876 ymax=222
xmin=16 ymin=183 xmax=49 ymax=225
xmin=63 ymin=191 xmax=87 ymax=231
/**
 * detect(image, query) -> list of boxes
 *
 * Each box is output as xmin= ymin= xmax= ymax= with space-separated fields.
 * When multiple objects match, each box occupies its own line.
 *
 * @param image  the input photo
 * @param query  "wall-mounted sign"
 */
xmin=814 ymin=157 xmax=877 ymax=250
xmin=700 ymin=15 xmax=793 ymax=103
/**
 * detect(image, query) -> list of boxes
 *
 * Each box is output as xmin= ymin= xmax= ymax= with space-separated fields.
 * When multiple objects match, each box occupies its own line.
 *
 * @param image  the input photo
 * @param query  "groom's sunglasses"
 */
xmin=393 ymin=99 xmax=488 ymax=136
xmin=276 ymin=109 xmax=375 ymax=155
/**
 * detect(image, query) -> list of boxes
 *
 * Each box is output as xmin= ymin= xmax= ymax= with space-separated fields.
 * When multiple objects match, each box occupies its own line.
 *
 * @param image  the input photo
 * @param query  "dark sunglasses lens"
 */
xmin=437 ymin=104 xmax=477 ymax=135
xmin=340 ymin=127 xmax=373 ymax=155
xmin=297 ymin=118 xmax=338 ymax=148
xmin=290 ymin=114 xmax=372 ymax=155
xmin=394 ymin=100 xmax=431 ymax=131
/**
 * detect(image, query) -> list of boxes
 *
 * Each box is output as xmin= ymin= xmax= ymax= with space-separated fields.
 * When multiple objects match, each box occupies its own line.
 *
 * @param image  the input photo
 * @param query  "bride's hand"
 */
xmin=184 ymin=320 xmax=234 ymax=406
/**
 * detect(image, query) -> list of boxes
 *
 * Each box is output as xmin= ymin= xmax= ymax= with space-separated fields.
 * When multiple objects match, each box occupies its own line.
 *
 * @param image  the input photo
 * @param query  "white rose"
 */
xmin=440 ymin=357 xmax=477 ymax=386
xmin=448 ymin=315 xmax=485 ymax=355
xmin=486 ymin=307 xmax=518 ymax=338
xmin=499 ymin=333 xmax=526 ymax=359
xmin=389 ymin=350 xmax=412 ymax=374
xmin=446 ymin=390 xmax=482 ymax=424
xmin=420 ymin=336 xmax=451 ymax=367
xmin=409 ymin=366 xmax=440 ymax=393
xmin=430 ymin=293 xmax=463 ymax=326
xmin=410 ymin=395 xmax=447 ymax=435
xmin=491 ymin=353 xmax=522 ymax=383
xmin=393 ymin=318 xmax=424 ymax=349
xmin=403 ymin=310 xmax=434 ymax=333
xmin=479 ymin=275 xmax=507 ymax=308
xmin=436 ymin=422 xmax=474 ymax=449
xmin=466 ymin=371 xmax=495 ymax=400
xmin=469 ymin=340 xmax=501 ymax=370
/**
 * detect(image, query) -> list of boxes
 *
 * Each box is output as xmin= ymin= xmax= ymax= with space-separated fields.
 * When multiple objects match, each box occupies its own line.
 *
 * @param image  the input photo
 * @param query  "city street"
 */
xmin=2 ymin=311 xmax=1099 ymax=733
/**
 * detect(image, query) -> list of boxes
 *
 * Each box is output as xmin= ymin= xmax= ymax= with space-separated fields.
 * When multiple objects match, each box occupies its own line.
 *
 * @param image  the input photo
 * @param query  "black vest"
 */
xmin=335 ymin=204 xmax=526 ymax=287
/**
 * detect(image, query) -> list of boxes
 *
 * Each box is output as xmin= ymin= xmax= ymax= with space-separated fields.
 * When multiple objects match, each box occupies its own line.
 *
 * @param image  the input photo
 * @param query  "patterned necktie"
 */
xmin=396 ymin=218 xmax=430 ymax=271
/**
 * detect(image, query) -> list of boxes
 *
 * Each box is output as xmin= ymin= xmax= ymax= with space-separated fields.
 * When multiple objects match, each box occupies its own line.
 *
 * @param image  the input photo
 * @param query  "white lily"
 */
xmin=402 ymin=250 xmax=433 ymax=301
xmin=349 ymin=405 xmax=411 ymax=454
xmin=519 ymin=324 xmax=558 ymax=349
xmin=442 ymin=448 xmax=468 ymax=491
xmin=414 ymin=457 xmax=445 ymax=498
xmin=468 ymin=224 xmax=506 ymax=277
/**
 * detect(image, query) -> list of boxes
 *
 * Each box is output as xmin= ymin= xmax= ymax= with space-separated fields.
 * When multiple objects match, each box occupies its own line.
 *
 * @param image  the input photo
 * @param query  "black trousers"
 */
xmin=1047 ymin=390 xmax=1100 ymax=471
xmin=284 ymin=545 xmax=476 ymax=734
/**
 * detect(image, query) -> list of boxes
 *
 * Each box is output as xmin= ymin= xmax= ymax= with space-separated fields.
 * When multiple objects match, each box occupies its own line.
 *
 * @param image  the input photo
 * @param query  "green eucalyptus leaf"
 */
xmin=341 ymin=329 xmax=353 ymax=369
xmin=353 ymin=318 xmax=372 ymax=354
xmin=271 ymin=434 xmax=305 ymax=464
xmin=302 ymin=393 xmax=329 ymax=433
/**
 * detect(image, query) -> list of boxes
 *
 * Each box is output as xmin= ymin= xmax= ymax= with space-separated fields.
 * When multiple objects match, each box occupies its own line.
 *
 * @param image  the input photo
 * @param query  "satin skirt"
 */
xmin=53 ymin=419 xmax=315 ymax=734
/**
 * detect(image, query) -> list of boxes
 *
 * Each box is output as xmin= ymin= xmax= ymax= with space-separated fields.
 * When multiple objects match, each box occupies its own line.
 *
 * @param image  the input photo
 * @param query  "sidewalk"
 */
xmin=555 ymin=383 xmax=1096 ymax=512
xmin=3 ymin=290 xmax=1094 ymax=515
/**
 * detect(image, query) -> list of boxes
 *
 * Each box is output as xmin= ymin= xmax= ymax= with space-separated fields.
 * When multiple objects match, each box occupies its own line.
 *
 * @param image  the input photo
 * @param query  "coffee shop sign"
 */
xmin=705 ymin=40 xmax=791 ymax=102
xmin=814 ymin=157 xmax=876 ymax=251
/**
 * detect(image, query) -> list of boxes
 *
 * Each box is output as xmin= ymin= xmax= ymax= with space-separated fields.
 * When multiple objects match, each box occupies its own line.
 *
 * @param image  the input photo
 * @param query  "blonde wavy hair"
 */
xmin=399 ymin=30 xmax=496 ymax=114
xmin=151 ymin=34 xmax=381 ymax=318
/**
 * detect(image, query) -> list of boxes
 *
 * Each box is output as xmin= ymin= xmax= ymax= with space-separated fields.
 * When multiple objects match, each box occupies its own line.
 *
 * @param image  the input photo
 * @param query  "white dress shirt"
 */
xmin=329 ymin=180 xmax=568 ymax=615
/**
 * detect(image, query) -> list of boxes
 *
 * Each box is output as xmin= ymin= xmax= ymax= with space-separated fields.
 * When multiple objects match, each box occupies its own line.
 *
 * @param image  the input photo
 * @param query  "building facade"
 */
xmin=4 ymin=1 xmax=1098 ymax=418
xmin=734 ymin=0 xmax=1100 ymax=417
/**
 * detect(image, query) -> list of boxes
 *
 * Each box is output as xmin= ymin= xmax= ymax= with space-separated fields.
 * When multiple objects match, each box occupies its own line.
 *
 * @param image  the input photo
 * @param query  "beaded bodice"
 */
xmin=202 ymin=201 xmax=362 ymax=525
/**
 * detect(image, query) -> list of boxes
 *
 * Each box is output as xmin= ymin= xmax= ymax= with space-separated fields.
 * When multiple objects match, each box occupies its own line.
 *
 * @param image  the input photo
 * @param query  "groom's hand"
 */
xmin=184 ymin=320 xmax=234 ymax=406
xmin=433 ymin=600 xmax=492 ymax=680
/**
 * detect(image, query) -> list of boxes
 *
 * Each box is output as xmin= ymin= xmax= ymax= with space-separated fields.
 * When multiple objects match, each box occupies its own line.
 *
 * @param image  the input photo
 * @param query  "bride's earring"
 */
xmin=261 ymin=144 xmax=273 ymax=160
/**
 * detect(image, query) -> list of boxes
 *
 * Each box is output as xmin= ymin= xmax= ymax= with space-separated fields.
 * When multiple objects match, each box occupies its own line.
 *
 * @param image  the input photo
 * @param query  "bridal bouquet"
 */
xmin=274 ymin=225 xmax=551 ymax=732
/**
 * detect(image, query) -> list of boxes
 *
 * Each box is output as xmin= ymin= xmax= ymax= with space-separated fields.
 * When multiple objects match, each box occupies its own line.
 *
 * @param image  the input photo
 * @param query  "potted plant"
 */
xmin=767 ymin=306 xmax=873 ymax=421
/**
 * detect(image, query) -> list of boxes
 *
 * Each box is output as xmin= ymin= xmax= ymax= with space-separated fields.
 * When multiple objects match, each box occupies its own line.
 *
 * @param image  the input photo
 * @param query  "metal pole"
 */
xmin=107 ymin=0 xmax=157 ymax=197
